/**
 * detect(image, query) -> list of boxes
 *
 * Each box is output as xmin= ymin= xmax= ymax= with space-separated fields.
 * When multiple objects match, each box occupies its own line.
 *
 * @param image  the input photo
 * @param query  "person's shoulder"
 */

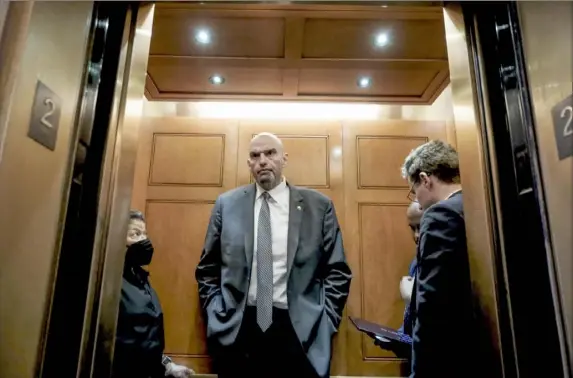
xmin=217 ymin=184 xmax=253 ymax=202
xmin=444 ymin=192 xmax=464 ymax=214
xmin=422 ymin=194 xmax=464 ymax=225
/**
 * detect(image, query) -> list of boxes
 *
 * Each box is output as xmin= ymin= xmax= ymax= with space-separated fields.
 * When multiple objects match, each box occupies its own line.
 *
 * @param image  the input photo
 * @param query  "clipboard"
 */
xmin=349 ymin=316 xmax=413 ymax=345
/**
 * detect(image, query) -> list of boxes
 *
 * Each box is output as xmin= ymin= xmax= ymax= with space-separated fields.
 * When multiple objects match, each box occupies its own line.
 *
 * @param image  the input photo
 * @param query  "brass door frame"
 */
xmin=462 ymin=3 xmax=570 ymax=377
xmin=72 ymin=4 xmax=155 ymax=377
xmin=443 ymin=4 xmax=505 ymax=378
xmin=0 ymin=1 xmax=34 ymax=167
xmin=445 ymin=2 xmax=571 ymax=377
xmin=0 ymin=0 xmax=8 ymax=39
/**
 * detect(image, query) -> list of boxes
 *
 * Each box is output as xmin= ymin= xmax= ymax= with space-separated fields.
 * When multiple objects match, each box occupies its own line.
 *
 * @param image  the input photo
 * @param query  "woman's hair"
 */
xmin=129 ymin=209 xmax=145 ymax=223
xmin=401 ymin=140 xmax=461 ymax=184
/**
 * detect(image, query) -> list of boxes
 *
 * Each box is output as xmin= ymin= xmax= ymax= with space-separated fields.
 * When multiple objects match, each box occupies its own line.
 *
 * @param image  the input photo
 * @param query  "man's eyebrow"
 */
xmin=250 ymin=148 xmax=277 ymax=154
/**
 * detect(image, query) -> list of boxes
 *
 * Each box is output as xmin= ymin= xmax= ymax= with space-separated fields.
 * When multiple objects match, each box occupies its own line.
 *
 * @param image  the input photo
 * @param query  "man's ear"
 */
xmin=419 ymin=172 xmax=431 ymax=187
xmin=282 ymin=152 xmax=288 ymax=167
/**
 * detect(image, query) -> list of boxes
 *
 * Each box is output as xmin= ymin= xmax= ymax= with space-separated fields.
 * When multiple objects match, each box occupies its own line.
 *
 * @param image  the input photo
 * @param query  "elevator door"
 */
xmin=467 ymin=2 xmax=570 ymax=377
xmin=518 ymin=2 xmax=573 ymax=374
xmin=0 ymin=3 xmax=94 ymax=377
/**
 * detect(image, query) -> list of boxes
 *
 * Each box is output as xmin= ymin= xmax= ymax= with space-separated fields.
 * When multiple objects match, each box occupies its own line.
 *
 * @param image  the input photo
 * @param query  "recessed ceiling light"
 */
xmin=375 ymin=32 xmax=389 ymax=47
xmin=209 ymin=75 xmax=225 ymax=85
xmin=357 ymin=76 xmax=372 ymax=88
xmin=195 ymin=29 xmax=211 ymax=44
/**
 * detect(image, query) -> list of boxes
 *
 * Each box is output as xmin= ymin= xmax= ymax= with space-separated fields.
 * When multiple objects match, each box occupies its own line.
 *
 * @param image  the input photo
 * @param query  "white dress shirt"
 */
xmin=247 ymin=179 xmax=290 ymax=308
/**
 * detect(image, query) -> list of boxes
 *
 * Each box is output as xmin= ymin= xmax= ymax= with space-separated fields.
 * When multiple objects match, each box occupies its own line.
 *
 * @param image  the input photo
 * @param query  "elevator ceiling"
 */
xmin=145 ymin=2 xmax=449 ymax=104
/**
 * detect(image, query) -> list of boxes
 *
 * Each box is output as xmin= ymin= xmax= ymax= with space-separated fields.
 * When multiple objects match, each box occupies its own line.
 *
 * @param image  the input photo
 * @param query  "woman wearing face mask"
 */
xmin=112 ymin=210 xmax=194 ymax=378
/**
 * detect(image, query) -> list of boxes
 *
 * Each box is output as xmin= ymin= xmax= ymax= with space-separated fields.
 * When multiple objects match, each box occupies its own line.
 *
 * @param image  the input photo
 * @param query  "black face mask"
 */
xmin=125 ymin=239 xmax=154 ymax=267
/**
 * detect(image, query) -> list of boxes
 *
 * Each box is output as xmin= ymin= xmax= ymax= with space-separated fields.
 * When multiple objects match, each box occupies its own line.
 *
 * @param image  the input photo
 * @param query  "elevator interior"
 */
xmin=0 ymin=2 xmax=571 ymax=378
xmin=138 ymin=5 xmax=454 ymax=376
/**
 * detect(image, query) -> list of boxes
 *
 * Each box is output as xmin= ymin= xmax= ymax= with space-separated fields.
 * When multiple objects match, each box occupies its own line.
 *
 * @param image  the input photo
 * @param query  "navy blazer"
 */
xmin=407 ymin=192 xmax=478 ymax=378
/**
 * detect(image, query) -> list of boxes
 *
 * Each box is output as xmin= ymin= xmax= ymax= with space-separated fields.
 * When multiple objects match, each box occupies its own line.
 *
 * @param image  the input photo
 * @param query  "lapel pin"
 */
xmin=297 ymin=205 xmax=302 ymax=211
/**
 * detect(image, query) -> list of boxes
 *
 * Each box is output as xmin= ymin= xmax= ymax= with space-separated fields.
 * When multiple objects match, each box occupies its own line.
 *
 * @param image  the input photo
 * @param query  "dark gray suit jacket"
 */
xmin=195 ymin=183 xmax=352 ymax=378
xmin=407 ymin=192 xmax=478 ymax=378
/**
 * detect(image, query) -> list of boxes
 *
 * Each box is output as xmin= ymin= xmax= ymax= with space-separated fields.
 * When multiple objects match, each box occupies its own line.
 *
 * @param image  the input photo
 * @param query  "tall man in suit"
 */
xmin=401 ymin=140 xmax=477 ymax=378
xmin=195 ymin=132 xmax=352 ymax=378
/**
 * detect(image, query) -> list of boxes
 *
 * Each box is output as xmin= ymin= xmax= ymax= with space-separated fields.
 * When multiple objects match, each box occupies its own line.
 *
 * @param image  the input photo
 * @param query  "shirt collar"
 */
xmin=256 ymin=177 xmax=287 ymax=200
xmin=446 ymin=189 xmax=462 ymax=200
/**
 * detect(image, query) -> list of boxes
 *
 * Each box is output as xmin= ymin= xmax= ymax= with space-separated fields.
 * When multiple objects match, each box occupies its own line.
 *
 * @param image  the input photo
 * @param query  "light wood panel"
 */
xmin=149 ymin=133 xmax=226 ymax=186
xmin=147 ymin=200 xmax=215 ymax=360
xmin=342 ymin=120 xmax=447 ymax=376
xmin=358 ymin=203 xmax=413 ymax=358
xmin=131 ymin=117 xmax=449 ymax=375
xmin=131 ymin=118 xmax=239 ymax=372
xmin=150 ymin=16 xmax=286 ymax=58
xmin=145 ymin=2 xmax=449 ymax=104
xmin=302 ymin=18 xmax=447 ymax=60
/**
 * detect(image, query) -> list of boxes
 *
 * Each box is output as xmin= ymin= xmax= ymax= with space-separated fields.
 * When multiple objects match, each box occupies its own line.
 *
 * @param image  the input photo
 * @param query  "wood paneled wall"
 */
xmin=131 ymin=115 xmax=451 ymax=376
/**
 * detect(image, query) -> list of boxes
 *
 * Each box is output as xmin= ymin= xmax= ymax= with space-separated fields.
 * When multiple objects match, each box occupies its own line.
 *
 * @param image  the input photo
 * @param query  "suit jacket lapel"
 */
xmin=287 ymin=184 xmax=303 ymax=275
xmin=243 ymin=184 xmax=256 ymax=267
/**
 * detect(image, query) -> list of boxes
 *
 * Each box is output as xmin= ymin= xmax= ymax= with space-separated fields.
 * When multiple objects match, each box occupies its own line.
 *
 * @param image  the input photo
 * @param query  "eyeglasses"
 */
xmin=407 ymin=183 xmax=416 ymax=202
xmin=407 ymin=172 xmax=430 ymax=202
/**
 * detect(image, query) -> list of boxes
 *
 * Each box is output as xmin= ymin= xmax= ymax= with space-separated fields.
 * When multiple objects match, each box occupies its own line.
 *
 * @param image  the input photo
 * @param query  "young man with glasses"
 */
xmin=401 ymin=140 xmax=478 ymax=378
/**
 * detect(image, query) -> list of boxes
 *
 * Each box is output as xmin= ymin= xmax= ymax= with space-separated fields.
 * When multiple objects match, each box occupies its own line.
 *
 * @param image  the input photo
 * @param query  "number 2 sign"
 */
xmin=27 ymin=80 xmax=61 ymax=151
xmin=551 ymin=93 xmax=573 ymax=160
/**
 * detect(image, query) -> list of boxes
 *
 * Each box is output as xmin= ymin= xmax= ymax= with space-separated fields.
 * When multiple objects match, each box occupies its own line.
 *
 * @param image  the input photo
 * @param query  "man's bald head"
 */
xmin=407 ymin=202 xmax=423 ymax=220
xmin=247 ymin=132 xmax=288 ymax=191
xmin=250 ymin=132 xmax=284 ymax=151
xmin=406 ymin=202 xmax=423 ymax=245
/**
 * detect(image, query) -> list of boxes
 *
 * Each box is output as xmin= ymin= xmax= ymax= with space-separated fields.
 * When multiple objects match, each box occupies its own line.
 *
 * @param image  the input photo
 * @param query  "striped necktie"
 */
xmin=256 ymin=192 xmax=273 ymax=331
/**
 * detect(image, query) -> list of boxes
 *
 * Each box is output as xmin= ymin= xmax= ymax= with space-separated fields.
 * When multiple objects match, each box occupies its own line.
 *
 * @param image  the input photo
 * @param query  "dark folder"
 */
xmin=349 ymin=316 xmax=413 ymax=345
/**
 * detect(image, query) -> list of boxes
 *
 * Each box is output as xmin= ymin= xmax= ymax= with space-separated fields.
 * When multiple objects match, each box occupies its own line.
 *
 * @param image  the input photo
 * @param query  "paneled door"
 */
xmin=342 ymin=120 xmax=448 ymax=376
xmin=131 ymin=117 xmax=239 ymax=372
